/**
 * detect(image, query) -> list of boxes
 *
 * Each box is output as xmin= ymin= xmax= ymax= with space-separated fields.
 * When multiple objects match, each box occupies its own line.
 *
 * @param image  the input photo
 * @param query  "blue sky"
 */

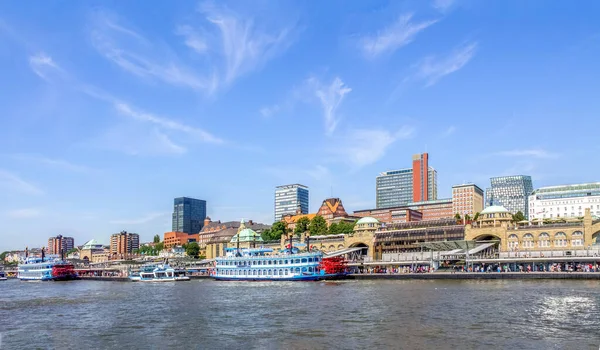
xmin=1 ymin=0 xmax=599 ymax=252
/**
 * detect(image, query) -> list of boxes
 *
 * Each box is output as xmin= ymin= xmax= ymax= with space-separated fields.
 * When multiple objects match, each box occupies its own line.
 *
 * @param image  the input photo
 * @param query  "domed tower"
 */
xmin=353 ymin=217 xmax=380 ymax=235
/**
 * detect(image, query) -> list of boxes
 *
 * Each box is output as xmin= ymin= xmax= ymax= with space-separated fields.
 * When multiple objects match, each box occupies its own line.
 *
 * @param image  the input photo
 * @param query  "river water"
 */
xmin=0 ymin=279 xmax=599 ymax=350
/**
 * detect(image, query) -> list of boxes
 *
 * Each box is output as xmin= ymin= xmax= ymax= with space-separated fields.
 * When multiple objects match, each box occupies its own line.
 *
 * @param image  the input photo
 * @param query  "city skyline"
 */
xmin=2 ymin=1 xmax=600 ymax=252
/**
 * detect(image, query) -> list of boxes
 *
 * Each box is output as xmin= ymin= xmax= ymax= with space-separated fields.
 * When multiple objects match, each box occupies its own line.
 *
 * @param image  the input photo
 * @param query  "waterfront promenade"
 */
xmin=350 ymin=272 xmax=600 ymax=280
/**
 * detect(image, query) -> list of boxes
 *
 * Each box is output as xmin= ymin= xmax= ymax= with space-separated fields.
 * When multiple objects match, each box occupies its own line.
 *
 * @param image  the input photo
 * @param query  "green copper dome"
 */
xmin=356 ymin=217 xmax=379 ymax=225
xmin=230 ymin=228 xmax=263 ymax=243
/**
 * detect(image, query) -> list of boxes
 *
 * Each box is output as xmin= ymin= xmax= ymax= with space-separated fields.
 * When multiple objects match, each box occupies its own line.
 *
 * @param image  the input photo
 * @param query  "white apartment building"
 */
xmin=529 ymin=182 xmax=600 ymax=220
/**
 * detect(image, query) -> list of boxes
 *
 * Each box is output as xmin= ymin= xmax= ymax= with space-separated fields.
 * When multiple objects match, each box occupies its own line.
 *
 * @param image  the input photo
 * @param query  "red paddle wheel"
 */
xmin=318 ymin=256 xmax=348 ymax=275
xmin=52 ymin=263 xmax=78 ymax=281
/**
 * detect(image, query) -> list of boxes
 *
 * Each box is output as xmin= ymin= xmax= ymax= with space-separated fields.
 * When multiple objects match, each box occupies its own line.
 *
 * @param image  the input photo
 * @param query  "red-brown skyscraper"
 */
xmin=412 ymin=153 xmax=437 ymax=202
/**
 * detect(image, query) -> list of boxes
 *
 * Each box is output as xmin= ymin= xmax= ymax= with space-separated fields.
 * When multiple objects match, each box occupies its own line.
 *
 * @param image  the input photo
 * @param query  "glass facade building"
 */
xmin=274 ymin=184 xmax=309 ymax=222
xmin=172 ymin=197 xmax=207 ymax=234
xmin=485 ymin=175 xmax=533 ymax=218
xmin=529 ymin=182 xmax=600 ymax=219
xmin=376 ymin=164 xmax=437 ymax=209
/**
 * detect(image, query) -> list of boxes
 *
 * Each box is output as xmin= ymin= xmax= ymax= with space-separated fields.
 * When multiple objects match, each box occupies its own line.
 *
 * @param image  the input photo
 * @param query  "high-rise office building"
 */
xmin=274 ymin=184 xmax=309 ymax=222
xmin=485 ymin=175 xmax=533 ymax=218
xmin=172 ymin=197 xmax=207 ymax=234
xmin=452 ymin=184 xmax=485 ymax=217
xmin=529 ymin=182 xmax=600 ymax=220
xmin=47 ymin=235 xmax=74 ymax=255
xmin=376 ymin=153 xmax=437 ymax=208
xmin=110 ymin=231 xmax=140 ymax=256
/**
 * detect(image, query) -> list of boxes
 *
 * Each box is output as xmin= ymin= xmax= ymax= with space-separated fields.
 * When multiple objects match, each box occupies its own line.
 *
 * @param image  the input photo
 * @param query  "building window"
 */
xmin=571 ymin=231 xmax=584 ymax=247
xmin=538 ymin=232 xmax=550 ymax=247
xmin=554 ymin=232 xmax=567 ymax=247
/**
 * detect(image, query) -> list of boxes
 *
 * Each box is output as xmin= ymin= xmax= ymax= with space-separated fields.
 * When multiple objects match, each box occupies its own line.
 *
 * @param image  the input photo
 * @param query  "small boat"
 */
xmin=129 ymin=263 xmax=190 ymax=282
xmin=0 ymin=270 xmax=7 ymax=281
xmin=212 ymin=247 xmax=348 ymax=281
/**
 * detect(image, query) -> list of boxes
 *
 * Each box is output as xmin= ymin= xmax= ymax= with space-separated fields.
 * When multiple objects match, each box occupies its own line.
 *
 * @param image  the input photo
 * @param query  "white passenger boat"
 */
xmin=0 ymin=270 xmax=7 ymax=281
xmin=213 ymin=247 xmax=347 ymax=281
xmin=129 ymin=264 xmax=190 ymax=282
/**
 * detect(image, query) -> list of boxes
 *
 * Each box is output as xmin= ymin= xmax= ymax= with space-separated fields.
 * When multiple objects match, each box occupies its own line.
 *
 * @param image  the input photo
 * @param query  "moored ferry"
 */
xmin=0 ymin=270 xmax=7 ymax=281
xmin=17 ymin=249 xmax=78 ymax=281
xmin=129 ymin=263 xmax=190 ymax=282
xmin=213 ymin=247 xmax=347 ymax=281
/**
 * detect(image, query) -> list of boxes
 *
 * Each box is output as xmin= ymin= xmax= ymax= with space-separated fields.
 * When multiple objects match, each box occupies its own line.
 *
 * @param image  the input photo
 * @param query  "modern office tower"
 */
xmin=47 ymin=235 xmax=74 ymax=255
xmin=172 ymin=197 xmax=207 ymax=234
xmin=529 ymin=182 xmax=600 ymax=220
xmin=274 ymin=184 xmax=309 ymax=222
xmin=452 ymin=184 xmax=485 ymax=217
xmin=110 ymin=231 xmax=140 ymax=255
xmin=376 ymin=153 xmax=437 ymax=208
xmin=485 ymin=175 xmax=533 ymax=218
xmin=412 ymin=153 xmax=437 ymax=203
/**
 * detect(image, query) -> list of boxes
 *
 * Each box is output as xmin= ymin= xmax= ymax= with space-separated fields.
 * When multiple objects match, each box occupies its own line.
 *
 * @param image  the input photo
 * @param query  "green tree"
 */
xmin=185 ymin=242 xmax=200 ymax=259
xmin=263 ymin=221 xmax=288 ymax=241
xmin=309 ymin=216 xmax=328 ymax=236
xmin=473 ymin=212 xmax=480 ymax=221
xmin=66 ymin=248 xmax=78 ymax=255
xmin=454 ymin=213 xmax=462 ymax=220
xmin=260 ymin=228 xmax=272 ymax=241
xmin=512 ymin=211 xmax=526 ymax=223
xmin=0 ymin=251 xmax=7 ymax=261
xmin=328 ymin=222 xmax=340 ymax=235
xmin=153 ymin=234 xmax=160 ymax=243
xmin=464 ymin=214 xmax=472 ymax=222
xmin=294 ymin=217 xmax=311 ymax=235
xmin=155 ymin=242 xmax=164 ymax=252
xmin=337 ymin=221 xmax=356 ymax=234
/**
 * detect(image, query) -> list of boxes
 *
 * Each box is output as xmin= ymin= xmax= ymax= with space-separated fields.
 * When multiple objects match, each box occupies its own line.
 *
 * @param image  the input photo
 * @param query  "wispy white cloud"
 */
xmin=414 ymin=42 xmax=477 ymax=87
xmin=90 ymin=12 xmax=215 ymax=92
xmin=432 ymin=0 xmax=455 ymax=13
xmin=109 ymin=212 xmax=169 ymax=225
xmin=195 ymin=2 xmax=295 ymax=86
xmin=360 ymin=13 xmax=438 ymax=58
xmin=11 ymin=154 xmax=92 ymax=173
xmin=29 ymin=52 xmax=61 ymax=81
xmin=305 ymin=165 xmax=331 ymax=181
xmin=154 ymin=129 xmax=187 ymax=154
xmin=6 ymin=208 xmax=41 ymax=219
xmin=259 ymin=104 xmax=280 ymax=118
xmin=443 ymin=126 xmax=457 ymax=136
xmin=176 ymin=25 xmax=208 ymax=54
xmin=114 ymin=102 xmax=224 ymax=144
xmin=308 ymin=77 xmax=352 ymax=135
xmin=333 ymin=126 xmax=416 ymax=168
xmin=0 ymin=169 xmax=44 ymax=195
xmin=493 ymin=149 xmax=559 ymax=159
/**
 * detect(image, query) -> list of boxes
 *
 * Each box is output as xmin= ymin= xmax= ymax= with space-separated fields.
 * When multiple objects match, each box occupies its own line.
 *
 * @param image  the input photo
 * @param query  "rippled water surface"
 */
xmin=1 ymin=279 xmax=599 ymax=349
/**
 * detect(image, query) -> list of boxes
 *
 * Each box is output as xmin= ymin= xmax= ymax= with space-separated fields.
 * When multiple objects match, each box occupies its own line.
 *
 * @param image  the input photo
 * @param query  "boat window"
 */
xmin=308 ymin=258 xmax=313 ymax=262
xmin=285 ymin=269 xmax=289 ymax=275
xmin=309 ymin=267 xmax=313 ymax=273
xmin=268 ymin=269 xmax=272 ymax=275
xmin=253 ymin=270 xmax=257 ymax=276
xmin=295 ymin=259 xmax=300 ymax=264
xmin=284 ymin=260 xmax=288 ymax=264
xmin=301 ymin=258 xmax=307 ymax=263
xmin=295 ymin=267 xmax=300 ymax=273
xmin=279 ymin=269 xmax=283 ymax=276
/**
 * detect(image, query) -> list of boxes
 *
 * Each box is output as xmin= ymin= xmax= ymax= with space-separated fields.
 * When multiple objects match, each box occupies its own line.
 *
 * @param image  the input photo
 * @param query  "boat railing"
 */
xmin=217 ymin=252 xmax=322 ymax=260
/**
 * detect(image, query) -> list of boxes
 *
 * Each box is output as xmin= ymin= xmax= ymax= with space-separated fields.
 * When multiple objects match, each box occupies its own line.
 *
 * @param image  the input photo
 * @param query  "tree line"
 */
xmin=260 ymin=215 xmax=356 ymax=241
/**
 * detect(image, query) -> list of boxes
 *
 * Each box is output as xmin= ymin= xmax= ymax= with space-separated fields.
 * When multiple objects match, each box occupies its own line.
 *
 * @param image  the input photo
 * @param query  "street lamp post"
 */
xmin=289 ymin=232 xmax=294 ymax=254
xmin=305 ymin=232 xmax=311 ymax=252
